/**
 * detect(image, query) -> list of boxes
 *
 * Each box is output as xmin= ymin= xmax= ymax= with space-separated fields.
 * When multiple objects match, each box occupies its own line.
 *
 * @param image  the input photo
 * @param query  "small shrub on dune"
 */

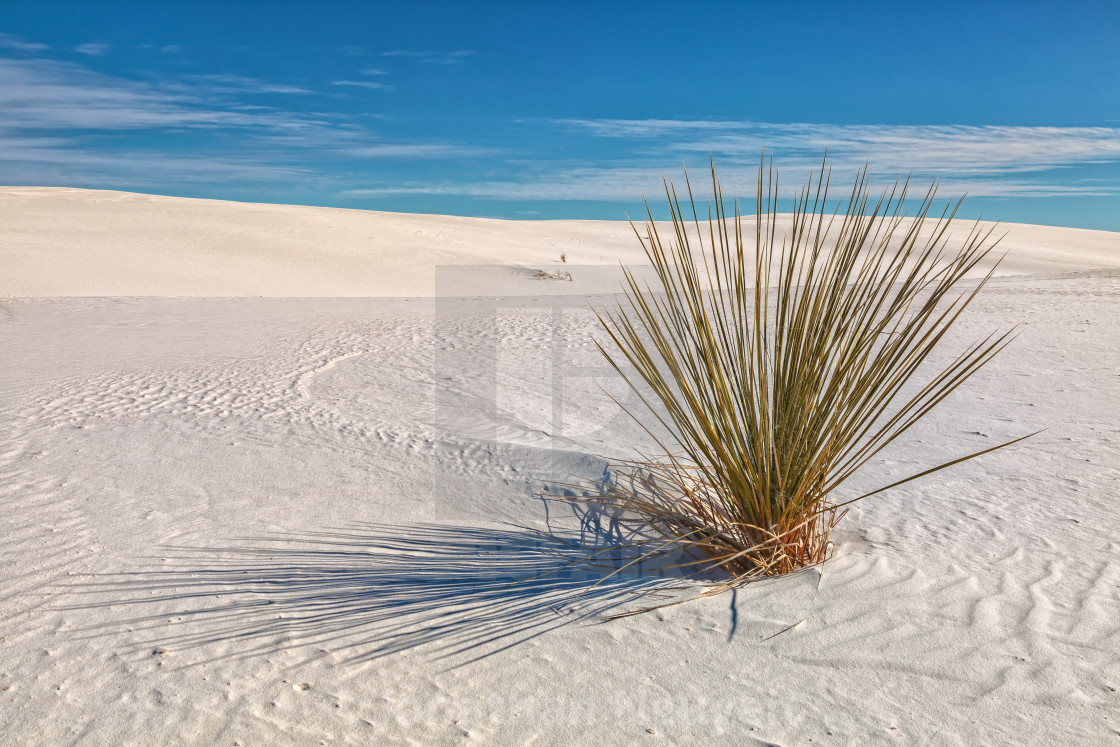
xmin=567 ymin=156 xmax=1031 ymax=611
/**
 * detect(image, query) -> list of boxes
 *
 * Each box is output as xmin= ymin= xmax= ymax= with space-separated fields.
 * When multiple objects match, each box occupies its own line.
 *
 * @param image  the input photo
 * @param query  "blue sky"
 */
xmin=2 ymin=0 xmax=1119 ymax=229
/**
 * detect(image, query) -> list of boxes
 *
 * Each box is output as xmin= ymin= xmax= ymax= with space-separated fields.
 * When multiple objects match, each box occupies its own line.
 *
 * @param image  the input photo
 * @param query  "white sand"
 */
xmin=1 ymin=188 xmax=1118 ymax=744
xmin=3 ymin=187 xmax=1118 ymax=297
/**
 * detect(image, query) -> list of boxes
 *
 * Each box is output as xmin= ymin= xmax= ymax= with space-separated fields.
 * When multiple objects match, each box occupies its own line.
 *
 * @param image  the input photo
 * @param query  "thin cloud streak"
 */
xmin=3 ymin=43 xmax=1115 ymax=214
xmin=0 ymin=33 xmax=49 ymax=52
xmin=380 ymin=50 xmax=477 ymax=66
xmin=331 ymin=80 xmax=393 ymax=90
xmin=556 ymin=118 xmax=745 ymax=137
xmin=349 ymin=120 xmax=1120 ymax=202
xmin=344 ymin=144 xmax=496 ymax=159
xmin=0 ymin=52 xmax=497 ymax=191
xmin=0 ymin=133 xmax=311 ymax=186
xmin=0 ymin=59 xmax=327 ymax=131
xmin=75 ymin=43 xmax=111 ymax=56
xmin=180 ymin=73 xmax=314 ymax=95
xmin=349 ymin=166 xmax=1120 ymax=201
xmin=562 ymin=119 xmax=1120 ymax=175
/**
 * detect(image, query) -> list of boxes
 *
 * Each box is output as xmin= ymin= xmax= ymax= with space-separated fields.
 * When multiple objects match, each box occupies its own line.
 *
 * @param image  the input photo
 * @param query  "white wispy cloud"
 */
xmin=137 ymin=44 xmax=184 ymax=53
xmin=0 ymin=59 xmax=325 ymax=131
xmin=344 ymin=144 xmax=495 ymax=159
xmin=0 ymin=133 xmax=310 ymax=186
xmin=0 ymin=54 xmax=495 ymax=189
xmin=353 ymin=120 xmax=1120 ymax=201
xmin=555 ymin=118 xmax=744 ymax=138
xmin=345 ymin=167 xmax=673 ymax=200
xmin=7 ymin=41 xmax=1112 ymax=210
xmin=0 ymin=59 xmax=237 ymax=130
xmin=380 ymin=50 xmax=477 ymax=66
xmin=180 ymin=73 xmax=313 ymax=95
xmin=561 ymin=119 xmax=1120 ymax=176
xmin=348 ymin=170 xmax=1120 ymax=201
xmin=75 ymin=42 xmax=111 ymax=56
xmin=0 ymin=33 xmax=48 ymax=52
xmin=331 ymin=80 xmax=393 ymax=90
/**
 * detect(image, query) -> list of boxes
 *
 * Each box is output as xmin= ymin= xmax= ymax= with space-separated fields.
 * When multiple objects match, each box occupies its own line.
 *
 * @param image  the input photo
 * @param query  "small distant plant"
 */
xmin=534 ymin=269 xmax=572 ymax=281
xmin=564 ymin=156 xmax=1031 ymax=610
xmin=561 ymin=253 xmax=567 ymax=263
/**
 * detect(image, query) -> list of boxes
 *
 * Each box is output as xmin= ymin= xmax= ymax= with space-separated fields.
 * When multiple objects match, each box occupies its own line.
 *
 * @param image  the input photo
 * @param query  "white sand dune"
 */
xmin=1 ymin=189 xmax=1118 ymax=744
xmin=3 ymin=187 xmax=1119 ymax=297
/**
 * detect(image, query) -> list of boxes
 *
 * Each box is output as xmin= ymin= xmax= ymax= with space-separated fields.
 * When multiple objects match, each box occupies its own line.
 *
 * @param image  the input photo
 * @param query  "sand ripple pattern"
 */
xmin=1 ymin=275 xmax=1118 ymax=744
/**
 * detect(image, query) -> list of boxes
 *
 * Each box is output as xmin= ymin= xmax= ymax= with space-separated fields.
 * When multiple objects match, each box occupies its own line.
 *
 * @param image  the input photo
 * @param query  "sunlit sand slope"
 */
xmin=2 ymin=186 xmax=1117 ymax=296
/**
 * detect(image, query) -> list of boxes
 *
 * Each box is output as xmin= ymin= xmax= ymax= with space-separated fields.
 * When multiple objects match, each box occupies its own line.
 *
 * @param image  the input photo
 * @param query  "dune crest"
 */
xmin=2 ymin=187 xmax=1117 ymax=297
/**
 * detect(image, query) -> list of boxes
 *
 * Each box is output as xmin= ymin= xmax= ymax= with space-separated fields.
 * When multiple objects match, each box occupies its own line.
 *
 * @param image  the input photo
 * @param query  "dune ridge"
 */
xmin=2 ymin=186 xmax=1118 ymax=297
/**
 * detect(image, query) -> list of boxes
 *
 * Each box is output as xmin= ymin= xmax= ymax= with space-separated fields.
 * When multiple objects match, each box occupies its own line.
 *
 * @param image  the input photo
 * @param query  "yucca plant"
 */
xmin=568 ymin=156 xmax=1031 ymax=608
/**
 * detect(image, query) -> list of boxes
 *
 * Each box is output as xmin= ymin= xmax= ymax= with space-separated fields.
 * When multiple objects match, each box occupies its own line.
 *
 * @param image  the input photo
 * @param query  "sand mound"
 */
xmin=2 ymin=187 xmax=1118 ymax=297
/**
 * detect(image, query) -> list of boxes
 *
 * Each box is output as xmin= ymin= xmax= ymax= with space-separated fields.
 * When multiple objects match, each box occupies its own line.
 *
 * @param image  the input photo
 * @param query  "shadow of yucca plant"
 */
xmin=568 ymin=156 xmax=1032 ymax=610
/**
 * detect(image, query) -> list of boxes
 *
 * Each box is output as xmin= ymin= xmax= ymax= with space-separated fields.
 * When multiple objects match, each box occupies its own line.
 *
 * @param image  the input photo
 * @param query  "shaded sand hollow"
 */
xmin=1 ymin=187 xmax=1119 ymax=744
